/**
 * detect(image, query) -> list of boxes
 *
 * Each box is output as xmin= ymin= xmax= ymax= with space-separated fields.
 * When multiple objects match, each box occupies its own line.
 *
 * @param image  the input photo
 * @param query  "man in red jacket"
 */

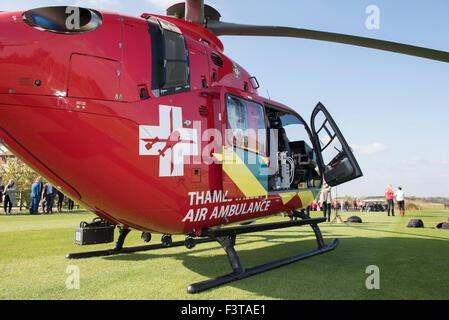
xmin=385 ymin=184 xmax=394 ymax=216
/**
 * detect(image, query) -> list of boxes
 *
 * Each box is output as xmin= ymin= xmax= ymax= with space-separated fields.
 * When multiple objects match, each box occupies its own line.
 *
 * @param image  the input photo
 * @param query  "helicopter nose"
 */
xmin=0 ymin=8 xmax=79 ymax=199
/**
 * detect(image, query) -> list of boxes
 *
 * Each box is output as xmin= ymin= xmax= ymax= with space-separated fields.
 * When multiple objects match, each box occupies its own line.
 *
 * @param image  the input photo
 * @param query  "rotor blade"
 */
xmin=185 ymin=0 xmax=204 ymax=25
xmin=207 ymin=20 xmax=449 ymax=64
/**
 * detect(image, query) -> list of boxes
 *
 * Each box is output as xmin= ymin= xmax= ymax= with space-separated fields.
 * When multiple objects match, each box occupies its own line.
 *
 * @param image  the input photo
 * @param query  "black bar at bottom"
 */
xmin=187 ymin=238 xmax=339 ymax=294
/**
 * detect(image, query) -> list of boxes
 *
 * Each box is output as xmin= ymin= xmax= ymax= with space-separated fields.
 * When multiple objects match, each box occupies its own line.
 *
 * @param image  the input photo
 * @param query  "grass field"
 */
xmin=0 ymin=208 xmax=448 ymax=300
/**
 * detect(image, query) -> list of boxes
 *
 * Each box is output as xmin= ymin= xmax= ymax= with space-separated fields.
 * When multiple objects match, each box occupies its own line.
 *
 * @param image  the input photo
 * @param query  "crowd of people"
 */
xmin=306 ymin=182 xmax=406 ymax=222
xmin=0 ymin=176 xmax=75 ymax=215
xmin=308 ymin=198 xmax=373 ymax=212
xmin=30 ymin=177 xmax=75 ymax=214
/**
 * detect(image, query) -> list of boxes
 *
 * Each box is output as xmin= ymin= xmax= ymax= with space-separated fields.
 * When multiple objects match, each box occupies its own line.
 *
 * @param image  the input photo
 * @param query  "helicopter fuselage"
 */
xmin=0 ymin=8 xmax=337 ymax=234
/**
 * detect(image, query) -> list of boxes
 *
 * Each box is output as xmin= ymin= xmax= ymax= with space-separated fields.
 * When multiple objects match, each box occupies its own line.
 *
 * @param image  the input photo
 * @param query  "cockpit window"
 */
xmin=22 ymin=7 xmax=102 ymax=34
xmin=226 ymin=95 xmax=267 ymax=155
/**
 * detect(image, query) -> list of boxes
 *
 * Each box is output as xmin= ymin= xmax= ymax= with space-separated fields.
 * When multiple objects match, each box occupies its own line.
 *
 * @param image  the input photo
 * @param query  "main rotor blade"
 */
xmin=207 ymin=20 xmax=449 ymax=64
xmin=185 ymin=0 xmax=204 ymax=25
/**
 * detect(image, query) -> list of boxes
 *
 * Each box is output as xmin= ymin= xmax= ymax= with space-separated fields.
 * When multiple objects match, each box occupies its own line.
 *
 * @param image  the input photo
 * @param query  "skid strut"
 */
xmin=187 ymin=213 xmax=338 ymax=294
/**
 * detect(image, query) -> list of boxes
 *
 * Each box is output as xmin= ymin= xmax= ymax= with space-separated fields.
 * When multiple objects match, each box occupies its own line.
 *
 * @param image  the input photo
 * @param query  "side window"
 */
xmin=248 ymin=102 xmax=267 ymax=154
xmin=227 ymin=96 xmax=248 ymax=149
xmin=226 ymin=95 xmax=267 ymax=155
xmin=147 ymin=17 xmax=190 ymax=97
xmin=162 ymin=30 xmax=189 ymax=90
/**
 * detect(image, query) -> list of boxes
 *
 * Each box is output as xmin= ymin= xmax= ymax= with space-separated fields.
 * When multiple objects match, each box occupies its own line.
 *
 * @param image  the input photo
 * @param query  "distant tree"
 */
xmin=0 ymin=158 xmax=39 ymax=192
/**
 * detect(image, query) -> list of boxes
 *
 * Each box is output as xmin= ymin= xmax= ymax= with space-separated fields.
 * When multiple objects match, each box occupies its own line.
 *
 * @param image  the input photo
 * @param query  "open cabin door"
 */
xmin=311 ymin=102 xmax=363 ymax=186
xmin=221 ymin=92 xmax=269 ymax=199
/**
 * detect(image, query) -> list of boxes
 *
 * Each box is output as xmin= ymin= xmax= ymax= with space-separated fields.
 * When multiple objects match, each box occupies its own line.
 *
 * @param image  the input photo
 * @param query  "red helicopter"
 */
xmin=1 ymin=1 xmax=448 ymax=293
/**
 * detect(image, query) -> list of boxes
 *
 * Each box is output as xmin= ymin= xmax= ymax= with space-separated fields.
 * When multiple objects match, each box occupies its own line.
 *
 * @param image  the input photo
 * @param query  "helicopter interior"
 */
xmin=265 ymin=104 xmax=322 ymax=192
xmin=225 ymin=95 xmax=322 ymax=193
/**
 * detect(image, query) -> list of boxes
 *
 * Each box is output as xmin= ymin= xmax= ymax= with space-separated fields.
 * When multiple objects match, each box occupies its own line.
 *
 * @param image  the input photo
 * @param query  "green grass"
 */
xmin=0 ymin=208 xmax=448 ymax=300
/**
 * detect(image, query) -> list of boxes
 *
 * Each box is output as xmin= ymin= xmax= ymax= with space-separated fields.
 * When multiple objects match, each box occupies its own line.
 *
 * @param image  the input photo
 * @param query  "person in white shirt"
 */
xmin=396 ymin=187 xmax=405 ymax=216
xmin=320 ymin=182 xmax=332 ymax=222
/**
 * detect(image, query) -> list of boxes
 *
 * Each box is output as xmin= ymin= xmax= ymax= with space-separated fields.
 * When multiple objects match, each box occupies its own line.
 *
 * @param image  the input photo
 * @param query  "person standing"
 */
xmin=396 ymin=187 xmax=405 ymax=216
xmin=67 ymin=198 xmax=74 ymax=212
xmin=43 ymin=183 xmax=57 ymax=214
xmin=385 ymin=184 xmax=394 ymax=216
xmin=320 ymin=182 xmax=332 ymax=222
xmin=0 ymin=177 xmax=4 ymax=206
xmin=3 ymin=179 xmax=16 ymax=215
xmin=41 ymin=179 xmax=48 ymax=213
xmin=30 ymin=177 xmax=42 ymax=215
xmin=57 ymin=190 xmax=64 ymax=213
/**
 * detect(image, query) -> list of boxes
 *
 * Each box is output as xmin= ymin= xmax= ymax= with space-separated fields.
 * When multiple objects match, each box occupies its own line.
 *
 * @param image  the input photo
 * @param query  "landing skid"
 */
xmin=188 ymin=212 xmax=338 ymax=293
xmin=66 ymin=212 xmax=338 ymax=293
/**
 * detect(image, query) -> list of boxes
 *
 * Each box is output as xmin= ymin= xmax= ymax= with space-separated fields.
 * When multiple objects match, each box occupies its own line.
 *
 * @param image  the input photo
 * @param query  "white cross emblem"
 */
xmin=139 ymin=105 xmax=198 ymax=177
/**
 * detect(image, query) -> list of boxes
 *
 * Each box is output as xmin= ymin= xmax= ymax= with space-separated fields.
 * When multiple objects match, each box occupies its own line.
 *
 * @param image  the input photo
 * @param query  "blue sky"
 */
xmin=4 ymin=0 xmax=449 ymax=197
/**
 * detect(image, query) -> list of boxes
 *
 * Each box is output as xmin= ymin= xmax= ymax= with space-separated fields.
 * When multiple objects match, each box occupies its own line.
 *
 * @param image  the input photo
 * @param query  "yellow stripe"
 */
xmin=223 ymin=147 xmax=267 ymax=197
xmin=278 ymin=192 xmax=297 ymax=205
xmin=297 ymin=190 xmax=315 ymax=208
xmin=212 ymin=152 xmax=223 ymax=162
xmin=260 ymin=155 xmax=269 ymax=166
